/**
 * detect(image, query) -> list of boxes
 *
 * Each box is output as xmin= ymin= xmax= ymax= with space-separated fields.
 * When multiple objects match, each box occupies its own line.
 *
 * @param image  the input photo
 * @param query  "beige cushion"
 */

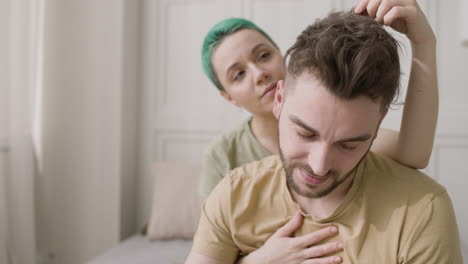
xmin=147 ymin=162 xmax=203 ymax=240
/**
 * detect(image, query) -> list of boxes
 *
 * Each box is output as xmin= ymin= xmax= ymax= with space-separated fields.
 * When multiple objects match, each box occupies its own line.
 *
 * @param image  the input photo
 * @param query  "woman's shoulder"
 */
xmin=205 ymin=119 xmax=253 ymax=156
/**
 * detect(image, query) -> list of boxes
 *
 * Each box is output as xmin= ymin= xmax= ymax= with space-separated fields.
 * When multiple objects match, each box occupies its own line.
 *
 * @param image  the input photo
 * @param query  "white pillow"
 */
xmin=147 ymin=162 xmax=203 ymax=240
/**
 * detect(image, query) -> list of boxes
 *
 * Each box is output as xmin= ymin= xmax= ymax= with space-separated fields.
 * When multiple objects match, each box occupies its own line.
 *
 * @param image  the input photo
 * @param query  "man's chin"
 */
xmin=290 ymin=176 xmax=336 ymax=199
xmin=297 ymin=186 xmax=335 ymax=199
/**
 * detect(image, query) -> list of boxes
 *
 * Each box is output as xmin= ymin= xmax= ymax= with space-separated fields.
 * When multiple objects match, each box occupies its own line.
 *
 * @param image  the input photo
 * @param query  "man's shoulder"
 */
xmin=227 ymin=155 xmax=282 ymax=182
xmin=203 ymin=155 xmax=284 ymax=226
xmin=222 ymin=155 xmax=283 ymax=198
xmin=366 ymin=152 xmax=446 ymax=196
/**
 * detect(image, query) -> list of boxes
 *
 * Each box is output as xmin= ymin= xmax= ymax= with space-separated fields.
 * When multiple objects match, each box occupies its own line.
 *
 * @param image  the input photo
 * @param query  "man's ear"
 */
xmin=374 ymin=109 xmax=388 ymax=139
xmin=273 ymin=80 xmax=286 ymax=119
xmin=219 ymin=90 xmax=240 ymax=107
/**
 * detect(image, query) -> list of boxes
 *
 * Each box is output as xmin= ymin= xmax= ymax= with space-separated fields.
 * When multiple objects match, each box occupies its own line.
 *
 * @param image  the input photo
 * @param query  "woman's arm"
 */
xmin=373 ymin=42 xmax=437 ymax=169
xmin=361 ymin=0 xmax=438 ymax=169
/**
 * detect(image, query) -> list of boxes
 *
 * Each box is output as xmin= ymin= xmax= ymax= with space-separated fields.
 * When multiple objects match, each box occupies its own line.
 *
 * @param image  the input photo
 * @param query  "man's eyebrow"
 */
xmin=290 ymin=114 xmax=372 ymax=142
xmin=337 ymin=134 xmax=372 ymax=143
xmin=290 ymin=115 xmax=319 ymax=135
xmin=225 ymin=43 xmax=270 ymax=79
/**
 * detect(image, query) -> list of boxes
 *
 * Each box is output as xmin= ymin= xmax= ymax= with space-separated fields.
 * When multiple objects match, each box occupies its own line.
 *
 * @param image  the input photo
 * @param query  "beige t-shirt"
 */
xmin=199 ymin=117 xmax=272 ymax=198
xmin=193 ymin=153 xmax=463 ymax=263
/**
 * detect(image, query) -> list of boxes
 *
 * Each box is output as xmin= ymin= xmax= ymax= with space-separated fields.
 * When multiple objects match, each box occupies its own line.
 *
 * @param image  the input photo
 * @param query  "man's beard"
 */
xmin=279 ymin=146 xmax=368 ymax=199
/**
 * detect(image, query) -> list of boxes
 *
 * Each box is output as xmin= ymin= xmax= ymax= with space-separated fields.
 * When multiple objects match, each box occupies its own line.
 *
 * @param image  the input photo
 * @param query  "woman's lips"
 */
xmin=262 ymin=83 xmax=277 ymax=98
xmin=300 ymin=169 xmax=327 ymax=185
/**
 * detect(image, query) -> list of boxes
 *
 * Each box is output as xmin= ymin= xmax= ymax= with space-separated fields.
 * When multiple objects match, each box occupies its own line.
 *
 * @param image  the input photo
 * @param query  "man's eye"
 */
xmin=296 ymin=131 xmax=314 ymax=139
xmin=340 ymin=143 xmax=357 ymax=151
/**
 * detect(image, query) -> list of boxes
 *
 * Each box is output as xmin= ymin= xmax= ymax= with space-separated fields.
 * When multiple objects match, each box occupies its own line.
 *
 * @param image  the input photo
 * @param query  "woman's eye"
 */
xmin=259 ymin=52 xmax=271 ymax=60
xmin=233 ymin=70 xmax=245 ymax=80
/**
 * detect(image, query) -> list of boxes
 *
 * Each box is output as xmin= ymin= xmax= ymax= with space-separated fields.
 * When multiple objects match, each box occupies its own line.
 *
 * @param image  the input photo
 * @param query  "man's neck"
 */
xmin=250 ymin=114 xmax=279 ymax=154
xmin=291 ymin=172 xmax=356 ymax=219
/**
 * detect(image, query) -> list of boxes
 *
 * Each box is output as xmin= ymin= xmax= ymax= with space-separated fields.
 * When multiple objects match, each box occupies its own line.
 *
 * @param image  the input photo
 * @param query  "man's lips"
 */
xmin=261 ymin=83 xmax=277 ymax=98
xmin=300 ymin=169 xmax=328 ymax=185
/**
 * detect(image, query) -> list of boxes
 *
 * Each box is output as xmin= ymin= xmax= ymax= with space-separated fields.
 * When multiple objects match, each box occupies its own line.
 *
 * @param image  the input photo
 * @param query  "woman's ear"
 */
xmin=219 ymin=90 xmax=240 ymax=107
xmin=273 ymin=80 xmax=285 ymax=119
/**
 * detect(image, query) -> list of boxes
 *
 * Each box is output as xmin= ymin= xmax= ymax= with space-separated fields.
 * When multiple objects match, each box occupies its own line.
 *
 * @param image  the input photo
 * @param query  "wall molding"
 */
xmin=152 ymin=130 xmax=468 ymax=176
xmin=153 ymin=130 xmax=219 ymax=161
xmin=427 ymin=133 xmax=468 ymax=181
xmin=243 ymin=0 xmax=309 ymax=19
xmin=431 ymin=132 xmax=468 ymax=258
xmin=154 ymin=129 xmax=219 ymax=135
xmin=160 ymin=137 xmax=212 ymax=161
xmin=246 ymin=0 xmax=341 ymax=20
xmin=158 ymin=0 xmax=216 ymax=106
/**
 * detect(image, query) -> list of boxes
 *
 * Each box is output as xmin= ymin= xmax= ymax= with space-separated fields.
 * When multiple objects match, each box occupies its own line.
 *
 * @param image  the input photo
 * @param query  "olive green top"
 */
xmin=199 ymin=117 xmax=272 ymax=198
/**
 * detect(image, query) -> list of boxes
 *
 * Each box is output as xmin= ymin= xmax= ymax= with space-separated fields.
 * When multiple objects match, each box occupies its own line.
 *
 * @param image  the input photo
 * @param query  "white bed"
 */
xmin=87 ymin=235 xmax=192 ymax=264
xmin=87 ymin=162 xmax=201 ymax=264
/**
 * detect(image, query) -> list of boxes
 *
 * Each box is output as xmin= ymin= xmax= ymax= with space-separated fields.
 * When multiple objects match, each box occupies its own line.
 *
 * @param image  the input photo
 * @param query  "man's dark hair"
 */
xmin=284 ymin=11 xmax=400 ymax=111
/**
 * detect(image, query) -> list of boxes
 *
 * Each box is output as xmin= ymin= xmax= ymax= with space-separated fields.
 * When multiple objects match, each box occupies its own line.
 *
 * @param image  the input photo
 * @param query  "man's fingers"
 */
xmin=270 ymin=211 xmax=303 ymax=238
xmin=302 ymin=255 xmax=342 ymax=264
xmin=302 ymin=241 xmax=344 ymax=259
xmin=297 ymin=226 xmax=338 ymax=248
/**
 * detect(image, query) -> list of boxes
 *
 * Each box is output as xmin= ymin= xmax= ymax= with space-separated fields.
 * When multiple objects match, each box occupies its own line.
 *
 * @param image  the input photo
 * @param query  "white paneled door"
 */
xmin=142 ymin=0 xmax=468 ymax=259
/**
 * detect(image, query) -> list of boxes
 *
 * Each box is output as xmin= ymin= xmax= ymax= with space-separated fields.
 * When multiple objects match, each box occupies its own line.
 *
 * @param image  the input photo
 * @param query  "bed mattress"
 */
xmin=87 ymin=235 xmax=192 ymax=264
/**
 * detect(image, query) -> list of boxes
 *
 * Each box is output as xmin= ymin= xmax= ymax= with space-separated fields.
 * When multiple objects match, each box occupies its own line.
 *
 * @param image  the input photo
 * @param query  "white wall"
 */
xmin=37 ymin=0 xmax=140 ymax=263
xmin=434 ymin=0 xmax=468 ymax=257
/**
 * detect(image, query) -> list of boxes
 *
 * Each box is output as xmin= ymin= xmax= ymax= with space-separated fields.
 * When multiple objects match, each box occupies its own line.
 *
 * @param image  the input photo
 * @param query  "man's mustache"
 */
xmin=285 ymin=160 xmax=338 ymax=178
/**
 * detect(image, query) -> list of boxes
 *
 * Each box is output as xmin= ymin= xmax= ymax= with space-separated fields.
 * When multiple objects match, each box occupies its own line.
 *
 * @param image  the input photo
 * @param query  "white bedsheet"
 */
xmin=87 ymin=235 xmax=192 ymax=264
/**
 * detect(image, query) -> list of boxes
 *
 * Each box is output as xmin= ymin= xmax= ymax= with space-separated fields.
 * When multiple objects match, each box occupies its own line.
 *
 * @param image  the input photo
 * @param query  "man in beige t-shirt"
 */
xmin=191 ymin=153 xmax=461 ymax=263
xmin=186 ymin=3 xmax=463 ymax=264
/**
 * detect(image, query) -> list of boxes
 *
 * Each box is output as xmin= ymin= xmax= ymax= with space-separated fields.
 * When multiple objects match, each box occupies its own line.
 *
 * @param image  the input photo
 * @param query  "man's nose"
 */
xmin=308 ymin=144 xmax=333 ymax=177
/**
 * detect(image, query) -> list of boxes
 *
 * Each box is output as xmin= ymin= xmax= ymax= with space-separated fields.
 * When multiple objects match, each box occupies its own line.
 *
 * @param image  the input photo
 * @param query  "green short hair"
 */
xmin=201 ymin=17 xmax=278 ymax=91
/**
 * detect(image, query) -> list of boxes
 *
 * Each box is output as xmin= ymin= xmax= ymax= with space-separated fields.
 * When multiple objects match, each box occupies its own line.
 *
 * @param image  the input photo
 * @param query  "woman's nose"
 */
xmin=252 ymin=65 xmax=269 ymax=85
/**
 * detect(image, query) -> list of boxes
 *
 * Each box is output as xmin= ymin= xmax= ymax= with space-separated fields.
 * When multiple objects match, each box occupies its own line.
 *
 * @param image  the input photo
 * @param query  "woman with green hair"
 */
xmin=199 ymin=7 xmax=438 ymax=199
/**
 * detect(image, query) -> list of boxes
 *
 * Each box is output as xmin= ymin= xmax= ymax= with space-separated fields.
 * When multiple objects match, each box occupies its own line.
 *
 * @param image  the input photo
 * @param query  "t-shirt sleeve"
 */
xmin=399 ymin=191 xmax=463 ymax=264
xmin=192 ymin=174 xmax=239 ymax=263
xmin=199 ymin=147 xmax=228 ymax=199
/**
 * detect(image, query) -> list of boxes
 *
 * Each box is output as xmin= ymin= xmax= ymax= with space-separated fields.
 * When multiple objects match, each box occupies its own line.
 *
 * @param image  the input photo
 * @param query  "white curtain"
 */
xmin=0 ymin=0 xmax=42 ymax=263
